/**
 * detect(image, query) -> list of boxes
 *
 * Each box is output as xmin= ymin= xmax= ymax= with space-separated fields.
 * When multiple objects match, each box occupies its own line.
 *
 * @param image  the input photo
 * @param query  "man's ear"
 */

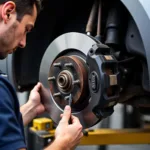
xmin=1 ymin=1 xmax=16 ymax=23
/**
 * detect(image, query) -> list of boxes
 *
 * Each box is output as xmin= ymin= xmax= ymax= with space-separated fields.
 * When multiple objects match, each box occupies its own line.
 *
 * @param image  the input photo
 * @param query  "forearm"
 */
xmin=20 ymin=101 xmax=36 ymax=126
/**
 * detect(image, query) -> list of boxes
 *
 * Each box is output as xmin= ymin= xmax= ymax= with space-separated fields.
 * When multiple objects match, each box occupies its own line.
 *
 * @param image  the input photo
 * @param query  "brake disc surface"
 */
xmin=39 ymin=32 xmax=101 ymax=128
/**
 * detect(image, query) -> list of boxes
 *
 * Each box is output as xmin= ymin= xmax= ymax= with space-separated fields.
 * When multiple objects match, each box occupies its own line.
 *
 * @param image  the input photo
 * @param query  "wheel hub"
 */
xmin=48 ymin=55 xmax=89 ymax=111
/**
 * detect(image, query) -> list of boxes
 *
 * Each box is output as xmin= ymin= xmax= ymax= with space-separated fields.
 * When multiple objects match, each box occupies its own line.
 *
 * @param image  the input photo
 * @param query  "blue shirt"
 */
xmin=0 ymin=76 xmax=26 ymax=150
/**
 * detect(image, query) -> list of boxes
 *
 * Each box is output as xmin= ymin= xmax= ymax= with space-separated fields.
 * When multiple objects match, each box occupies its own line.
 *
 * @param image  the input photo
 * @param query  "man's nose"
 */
xmin=19 ymin=35 xmax=26 ymax=48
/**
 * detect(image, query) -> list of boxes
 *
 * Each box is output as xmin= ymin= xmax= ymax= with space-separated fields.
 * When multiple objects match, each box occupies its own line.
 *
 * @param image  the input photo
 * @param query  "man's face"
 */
xmin=0 ymin=2 xmax=37 ymax=59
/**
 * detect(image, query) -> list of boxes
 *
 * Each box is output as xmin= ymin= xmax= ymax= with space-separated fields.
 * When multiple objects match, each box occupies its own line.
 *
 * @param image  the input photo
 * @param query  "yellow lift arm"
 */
xmin=30 ymin=118 xmax=150 ymax=145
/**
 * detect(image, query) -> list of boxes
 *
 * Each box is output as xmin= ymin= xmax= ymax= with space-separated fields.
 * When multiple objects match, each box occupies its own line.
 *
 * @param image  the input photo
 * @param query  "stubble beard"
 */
xmin=0 ymin=22 xmax=18 ymax=59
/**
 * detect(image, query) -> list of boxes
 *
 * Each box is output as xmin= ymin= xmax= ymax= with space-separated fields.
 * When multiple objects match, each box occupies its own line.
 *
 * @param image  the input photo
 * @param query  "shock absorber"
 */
xmin=105 ymin=2 xmax=121 ymax=48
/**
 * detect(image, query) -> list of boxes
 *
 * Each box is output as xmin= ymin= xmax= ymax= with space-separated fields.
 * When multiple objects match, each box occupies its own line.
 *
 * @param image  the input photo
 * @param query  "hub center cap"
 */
xmin=57 ymin=70 xmax=73 ymax=93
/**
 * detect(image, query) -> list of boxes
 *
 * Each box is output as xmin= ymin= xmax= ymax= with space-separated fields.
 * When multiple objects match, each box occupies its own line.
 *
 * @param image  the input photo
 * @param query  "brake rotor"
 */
xmin=39 ymin=32 xmax=100 ymax=128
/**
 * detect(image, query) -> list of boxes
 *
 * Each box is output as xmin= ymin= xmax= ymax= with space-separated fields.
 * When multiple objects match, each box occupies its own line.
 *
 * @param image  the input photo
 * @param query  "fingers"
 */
xmin=32 ymin=82 xmax=41 ymax=92
xmin=73 ymin=132 xmax=83 ymax=148
xmin=60 ymin=114 xmax=63 ymax=118
xmin=60 ymin=114 xmax=81 ymax=126
xmin=71 ymin=115 xmax=81 ymax=125
xmin=79 ymin=132 xmax=83 ymax=138
xmin=60 ymin=105 xmax=71 ymax=124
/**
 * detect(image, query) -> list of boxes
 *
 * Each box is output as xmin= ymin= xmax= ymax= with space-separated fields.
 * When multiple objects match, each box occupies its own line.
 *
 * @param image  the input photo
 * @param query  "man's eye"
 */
xmin=25 ymin=28 xmax=30 ymax=33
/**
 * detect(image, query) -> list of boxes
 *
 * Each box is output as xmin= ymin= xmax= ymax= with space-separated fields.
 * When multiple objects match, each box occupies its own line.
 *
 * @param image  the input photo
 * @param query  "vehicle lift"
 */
xmin=30 ymin=117 xmax=150 ymax=147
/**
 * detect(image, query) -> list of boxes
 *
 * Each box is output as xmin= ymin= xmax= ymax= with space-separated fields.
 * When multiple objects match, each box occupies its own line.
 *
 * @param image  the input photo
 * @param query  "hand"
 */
xmin=28 ymin=82 xmax=45 ymax=116
xmin=55 ymin=105 xmax=83 ymax=150
xmin=20 ymin=82 xmax=45 ymax=126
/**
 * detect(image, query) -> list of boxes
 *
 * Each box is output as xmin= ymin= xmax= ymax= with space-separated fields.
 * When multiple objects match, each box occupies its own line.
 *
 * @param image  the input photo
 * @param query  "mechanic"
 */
xmin=0 ymin=0 xmax=83 ymax=150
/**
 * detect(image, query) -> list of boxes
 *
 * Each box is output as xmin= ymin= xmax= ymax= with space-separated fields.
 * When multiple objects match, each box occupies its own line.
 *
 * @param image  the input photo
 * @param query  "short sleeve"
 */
xmin=0 ymin=81 xmax=27 ymax=150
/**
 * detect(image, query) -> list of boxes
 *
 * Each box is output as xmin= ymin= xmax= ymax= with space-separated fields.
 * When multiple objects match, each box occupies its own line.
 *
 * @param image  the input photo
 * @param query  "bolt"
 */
xmin=64 ymin=96 xmax=70 ymax=100
xmin=53 ymin=62 xmax=61 ymax=67
xmin=48 ymin=76 xmax=55 ymax=81
xmin=73 ymin=80 xmax=80 ymax=85
xmin=64 ymin=63 xmax=73 ymax=67
xmin=53 ymin=92 xmax=61 ymax=97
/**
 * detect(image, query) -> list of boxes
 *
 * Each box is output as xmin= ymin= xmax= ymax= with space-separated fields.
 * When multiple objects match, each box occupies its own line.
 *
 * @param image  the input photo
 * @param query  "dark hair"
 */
xmin=0 ymin=0 xmax=42 ymax=21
